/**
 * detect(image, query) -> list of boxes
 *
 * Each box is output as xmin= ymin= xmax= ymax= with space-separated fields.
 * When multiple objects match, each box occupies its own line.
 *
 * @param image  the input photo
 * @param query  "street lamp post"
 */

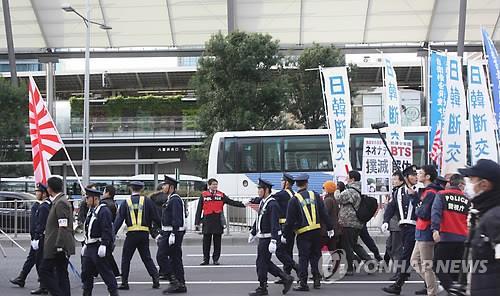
xmin=62 ymin=2 xmax=111 ymax=186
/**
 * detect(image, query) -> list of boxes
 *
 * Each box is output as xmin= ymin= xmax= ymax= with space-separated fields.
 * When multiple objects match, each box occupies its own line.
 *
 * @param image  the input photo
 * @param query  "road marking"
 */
xmin=96 ymin=280 xmax=424 ymax=285
xmin=186 ymin=252 xmax=385 ymax=257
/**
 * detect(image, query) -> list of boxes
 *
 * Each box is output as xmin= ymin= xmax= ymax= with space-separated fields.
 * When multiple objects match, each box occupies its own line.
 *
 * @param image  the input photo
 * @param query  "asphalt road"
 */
xmin=0 ymin=241 xmax=427 ymax=296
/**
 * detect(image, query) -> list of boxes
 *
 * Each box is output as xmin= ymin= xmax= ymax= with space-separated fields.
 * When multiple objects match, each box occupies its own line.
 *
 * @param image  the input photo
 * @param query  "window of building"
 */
xmin=262 ymin=137 xmax=281 ymax=172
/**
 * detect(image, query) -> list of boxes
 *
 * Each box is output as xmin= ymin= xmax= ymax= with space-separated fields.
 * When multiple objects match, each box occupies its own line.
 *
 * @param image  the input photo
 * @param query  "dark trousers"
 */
xmin=276 ymin=232 xmax=297 ymax=274
xmin=157 ymin=234 xmax=173 ymax=277
xmin=359 ymin=224 xmax=382 ymax=260
xmin=343 ymin=227 xmax=370 ymax=271
xmin=39 ymin=253 xmax=70 ymax=296
xmin=21 ymin=246 xmax=37 ymax=276
xmin=34 ymin=238 xmax=47 ymax=288
xmin=385 ymin=231 xmax=402 ymax=262
xmin=296 ymin=230 xmax=321 ymax=283
xmin=397 ymin=225 xmax=416 ymax=278
xmin=256 ymin=238 xmax=283 ymax=284
xmin=121 ymin=232 xmax=159 ymax=282
xmin=82 ymin=245 xmax=118 ymax=293
xmin=160 ymin=232 xmax=185 ymax=283
xmin=433 ymin=241 xmax=464 ymax=290
xmin=202 ymin=233 xmax=222 ymax=262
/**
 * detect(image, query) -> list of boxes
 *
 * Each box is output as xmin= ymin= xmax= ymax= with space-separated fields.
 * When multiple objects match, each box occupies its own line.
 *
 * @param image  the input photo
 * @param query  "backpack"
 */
xmin=349 ymin=187 xmax=378 ymax=223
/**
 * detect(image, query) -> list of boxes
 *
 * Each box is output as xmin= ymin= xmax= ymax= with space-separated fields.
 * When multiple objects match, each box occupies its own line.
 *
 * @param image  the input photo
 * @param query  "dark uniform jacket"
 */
xmin=195 ymin=190 xmax=244 ymax=234
xmin=78 ymin=199 xmax=89 ymax=225
xmin=251 ymin=195 xmax=281 ymax=241
xmin=29 ymin=202 xmax=41 ymax=240
xmin=33 ymin=200 xmax=51 ymax=241
xmin=284 ymin=189 xmax=333 ymax=238
xmin=273 ymin=188 xmax=294 ymax=225
xmin=44 ymin=193 xmax=76 ymax=259
xmin=100 ymin=197 xmax=117 ymax=221
xmin=150 ymin=191 xmax=168 ymax=238
xmin=84 ymin=202 xmax=114 ymax=249
xmin=114 ymin=194 xmax=160 ymax=235
xmin=470 ymin=188 xmax=500 ymax=296
xmin=384 ymin=185 xmax=418 ymax=226
xmin=162 ymin=192 xmax=186 ymax=233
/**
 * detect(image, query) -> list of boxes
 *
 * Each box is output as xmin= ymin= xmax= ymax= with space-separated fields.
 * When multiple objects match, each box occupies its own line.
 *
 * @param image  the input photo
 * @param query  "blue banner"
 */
xmin=429 ymin=51 xmax=448 ymax=152
xmin=482 ymin=28 xmax=500 ymax=130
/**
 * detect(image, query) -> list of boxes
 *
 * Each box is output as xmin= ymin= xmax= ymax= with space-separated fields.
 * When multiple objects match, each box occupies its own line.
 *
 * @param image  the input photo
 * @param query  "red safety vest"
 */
xmin=438 ymin=188 xmax=469 ymax=236
xmin=415 ymin=188 xmax=437 ymax=231
xmin=202 ymin=190 xmax=224 ymax=215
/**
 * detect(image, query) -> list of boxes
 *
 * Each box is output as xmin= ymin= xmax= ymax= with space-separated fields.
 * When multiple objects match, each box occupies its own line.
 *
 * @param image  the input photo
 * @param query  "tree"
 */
xmin=0 ymin=78 xmax=29 ymax=176
xmin=287 ymin=43 xmax=356 ymax=129
xmin=189 ymin=31 xmax=290 ymax=176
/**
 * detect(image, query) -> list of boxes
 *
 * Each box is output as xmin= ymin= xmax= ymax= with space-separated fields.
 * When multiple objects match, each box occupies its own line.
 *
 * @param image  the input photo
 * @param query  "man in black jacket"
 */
xmin=101 ymin=185 xmax=120 ymax=277
xmin=195 ymin=178 xmax=245 ymax=265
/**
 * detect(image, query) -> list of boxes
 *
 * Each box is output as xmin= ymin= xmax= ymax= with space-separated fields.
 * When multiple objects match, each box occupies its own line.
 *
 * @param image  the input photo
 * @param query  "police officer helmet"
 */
xmin=257 ymin=178 xmax=273 ymax=190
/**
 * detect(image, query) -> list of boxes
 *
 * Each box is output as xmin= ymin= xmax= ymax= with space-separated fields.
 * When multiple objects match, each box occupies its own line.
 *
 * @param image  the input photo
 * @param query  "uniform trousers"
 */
xmin=432 ymin=241 xmax=464 ymax=291
xmin=296 ymin=230 xmax=322 ymax=283
xmin=203 ymin=233 xmax=222 ymax=262
xmin=256 ymin=238 xmax=282 ymax=284
xmin=82 ymin=244 xmax=118 ymax=293
xmin=39 ymin=252 xmax=71 ymax=296
xmin=396 ymin=225 xmax=416 ymax=278
xmin=158 ymin=231 xmax=185 ymax=283
xmin=21 ymin=245 xmax=37 ymax=276
xmin=121 ymin=231 xmax=159 ymax=281
xmin=276 ymin=230 xmax=296 ymax=274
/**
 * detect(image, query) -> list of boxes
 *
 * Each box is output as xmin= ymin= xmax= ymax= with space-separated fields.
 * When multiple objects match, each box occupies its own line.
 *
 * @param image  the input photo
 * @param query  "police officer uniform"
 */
xmin=150 ymin=185 xmax=171 ymax=279
xmin=195 ymin=180 xmax=245 ymax=265
xmin=284 ymin=174 xmax=333 ymax=291
xmin=81 ymin=188 xmax=118 ymax=296
xmin=158 ymin=176 xmax=187 ymax=294
xmin=101 ymin=185 xmax=120 ymax=277
xmin=114 ymin=181 xmax=161 ymax=290
xmin=274 ymin=173 xmax=299 ymax=281
xmin=249 ymin=179 xmax=293 ymax=296
xmin=382 ymin=166 xmax=420 ymax=294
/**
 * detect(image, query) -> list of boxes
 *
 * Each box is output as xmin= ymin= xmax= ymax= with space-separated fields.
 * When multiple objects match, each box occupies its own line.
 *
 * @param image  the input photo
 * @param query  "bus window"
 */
xmin=284 ymin=136 xmax=331 ymax=172
xmin=113 ymin=181 xmax=130 ymax=195
xmin=218 ymin=138 xmax=236 ymax=173
xmin=262 ymin=137 xmax=281 ymax=172
xmin=238 ymin=139 xmax=259 ymax=173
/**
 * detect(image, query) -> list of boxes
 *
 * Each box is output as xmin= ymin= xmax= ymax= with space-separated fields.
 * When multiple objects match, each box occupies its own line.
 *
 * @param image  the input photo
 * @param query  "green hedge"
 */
xmin=69 ymin=95 xmax=199 ymax=118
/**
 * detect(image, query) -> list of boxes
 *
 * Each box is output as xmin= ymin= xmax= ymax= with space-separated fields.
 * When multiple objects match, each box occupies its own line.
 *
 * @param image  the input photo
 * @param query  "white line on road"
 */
xmin=96 ymin=280 xmax=424 ymax=285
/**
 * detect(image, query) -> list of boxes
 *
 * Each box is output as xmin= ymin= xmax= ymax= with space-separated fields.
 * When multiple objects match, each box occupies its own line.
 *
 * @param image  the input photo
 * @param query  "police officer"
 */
xmin=157 ymin=175 xmax=187 ymax=294
xmin=248 ymin=178 xmax=293 ymax=296
xmin=284 ymin=174 xmax=334 ymax=291
xmin=382 ymin=165 xmax=421 ymax=295
xmin=114 ymin=181 xmax=160 ymax=290
xmin=10 ymin=183 xmax=50 ymax=294
xmin=273 ymin=173 xmax=299 ymax=283
xmin=151 ymin=182 xmax=171 ymax=280
xmin=81 ymin=188 xmax=119 ymax=296
xmin=195 ymin=178 xmax=245 ymax=265
xmin=458 ymin=159 xmax=500 ymax=295
xmin=101 ymin=185 xmax=120 ymax=277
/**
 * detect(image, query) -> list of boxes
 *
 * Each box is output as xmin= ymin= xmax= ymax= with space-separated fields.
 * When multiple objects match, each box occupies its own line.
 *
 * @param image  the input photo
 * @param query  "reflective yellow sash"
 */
xmin=295 ymin=191 xmax=321 ymax=234
xmin=126 ymin=196 xmax=149 ymax=232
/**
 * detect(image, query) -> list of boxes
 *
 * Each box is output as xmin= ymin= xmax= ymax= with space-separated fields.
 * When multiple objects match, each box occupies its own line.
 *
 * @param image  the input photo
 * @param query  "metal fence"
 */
xmin=0 ymin=200 xmax=36 ymax=237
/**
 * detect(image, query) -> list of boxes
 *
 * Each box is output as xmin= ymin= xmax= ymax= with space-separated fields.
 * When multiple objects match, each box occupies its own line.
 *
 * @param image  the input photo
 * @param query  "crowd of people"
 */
xmin=7 ymin=158 xmax=500 ymax=296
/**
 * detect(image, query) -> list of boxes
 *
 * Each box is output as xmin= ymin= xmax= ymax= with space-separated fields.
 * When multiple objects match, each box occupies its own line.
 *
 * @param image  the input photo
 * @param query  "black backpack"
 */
xmin=349 ymin=187 xmax=378 ymax=223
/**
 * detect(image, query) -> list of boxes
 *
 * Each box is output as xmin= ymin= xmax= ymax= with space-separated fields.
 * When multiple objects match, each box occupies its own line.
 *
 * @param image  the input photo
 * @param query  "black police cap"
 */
xmin=164 ymin=175 xmax=179 ymax=186
xmin=458 ymin=159 xmax=500 ymax=183
xmin=129 ymin=181 xmax=145 ymax=188
xmin=35 ymin=183 xmax=48 ymax=192
xmin=85 ymin=188 xmax=101 ymax=197
xmin=294 ymin=173 xmax=310 ymax=182
xmin=282 ymin=173 xmax=294 ymax=183
xmin=402 ymin=165 xmax=417 ymax=177
xmin=258 ymin=178 xmax=273 ymax=189
xmin=435 ymin=176 xmax=448 ymax=186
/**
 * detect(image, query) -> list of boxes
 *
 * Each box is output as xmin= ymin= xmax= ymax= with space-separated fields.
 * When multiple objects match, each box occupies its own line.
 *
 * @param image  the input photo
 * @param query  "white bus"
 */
xmin=208 ymin=127 xmax=429 ymax=197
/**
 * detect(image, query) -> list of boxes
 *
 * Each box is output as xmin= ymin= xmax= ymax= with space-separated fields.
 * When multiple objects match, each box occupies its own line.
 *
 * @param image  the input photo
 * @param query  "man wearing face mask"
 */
xmin=458 ymin=159 xmax=500 ymax=296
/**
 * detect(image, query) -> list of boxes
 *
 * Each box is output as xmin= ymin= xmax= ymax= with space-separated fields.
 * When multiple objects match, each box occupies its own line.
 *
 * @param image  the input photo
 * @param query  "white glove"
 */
xmin=327 ymin=230 xmax=335 ymax=238
xmin=98 ymin=245 xmax=107 ymax=258
xmin=155 ymin=234 xmax=162 ymax=244
xmin=31 ymin=240 xmax=39 ymax=250
xmin=281 ymin=236 xmax=287 ymax=244
xmin=248 ymin=233 xmax=256 ymax=244
xmin=495 ymin=244 xmax=500 ymax=260
xmin=81 ymin=245 xmax=87 ymax=257
xmin=168 ymin=233 xmax=175 ymax=246
xmin=268 ymin=239 xmax=277 ymax=254
xmin=381 ymin=222 xmax=389 ymax=233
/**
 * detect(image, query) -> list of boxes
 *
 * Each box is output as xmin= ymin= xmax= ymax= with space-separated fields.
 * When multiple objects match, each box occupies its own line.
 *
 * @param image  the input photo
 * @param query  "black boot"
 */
xmin=381 ymin=275 xmax=406 ymax=295
xmin=118 ymin=279 xmax=129 ymax=290
xmin=108 ymin=290 xmax=119 ymax=296
xmin=159 ymin=273 xmax=171 ymax=280
xmin=312 ymin=274 xmax=321 ymax=289
xmin=82 ymin=290 xmax=92 ymax=296
xmin=153 ymin=275 xmax=160 ymax=289
xmin=10 ymin=272 xmax=27 ymax=288
xmin=248 ymin=283 xmax=268 ymax=296
xmin=279 ymin=272 xmax=293 ymax=295
xmin=30 ymin=287 xmax=49 ymax=295
xmin=293 ymin=280 xmax=309 ymax=292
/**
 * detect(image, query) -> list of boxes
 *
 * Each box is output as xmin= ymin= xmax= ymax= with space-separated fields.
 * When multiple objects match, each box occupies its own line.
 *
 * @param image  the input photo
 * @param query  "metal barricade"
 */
xmin=0 ymin=200 xmax=36 ymax=237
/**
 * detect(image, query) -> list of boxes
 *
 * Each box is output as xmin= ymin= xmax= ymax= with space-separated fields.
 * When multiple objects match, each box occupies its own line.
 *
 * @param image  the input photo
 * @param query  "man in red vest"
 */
xmin=195 ymin=178 xmax=245 ymax=265
xmin=431 ymin=173 xmax=469 ymax=293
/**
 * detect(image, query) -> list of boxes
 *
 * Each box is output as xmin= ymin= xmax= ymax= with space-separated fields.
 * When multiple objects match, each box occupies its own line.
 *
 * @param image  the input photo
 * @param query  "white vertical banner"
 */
xmin=467 ymin=61 xmax=499 ymax=164
xmin=383 ymin=57 xmax=404 ymax=141
xmin=441 ymin=56 xmax=467 ymax=174
xmin=321 ymin=66 xmax=351 ymax=179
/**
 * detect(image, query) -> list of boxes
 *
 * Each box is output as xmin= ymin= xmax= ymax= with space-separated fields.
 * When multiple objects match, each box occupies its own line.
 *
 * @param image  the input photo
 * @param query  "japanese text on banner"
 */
xmin=383 ymin=58 xmax=404 ymax=141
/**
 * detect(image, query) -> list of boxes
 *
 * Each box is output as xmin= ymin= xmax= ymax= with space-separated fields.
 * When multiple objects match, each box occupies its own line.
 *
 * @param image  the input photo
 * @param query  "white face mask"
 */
xmin=464 ymin=180 xmax=483 ymax=200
